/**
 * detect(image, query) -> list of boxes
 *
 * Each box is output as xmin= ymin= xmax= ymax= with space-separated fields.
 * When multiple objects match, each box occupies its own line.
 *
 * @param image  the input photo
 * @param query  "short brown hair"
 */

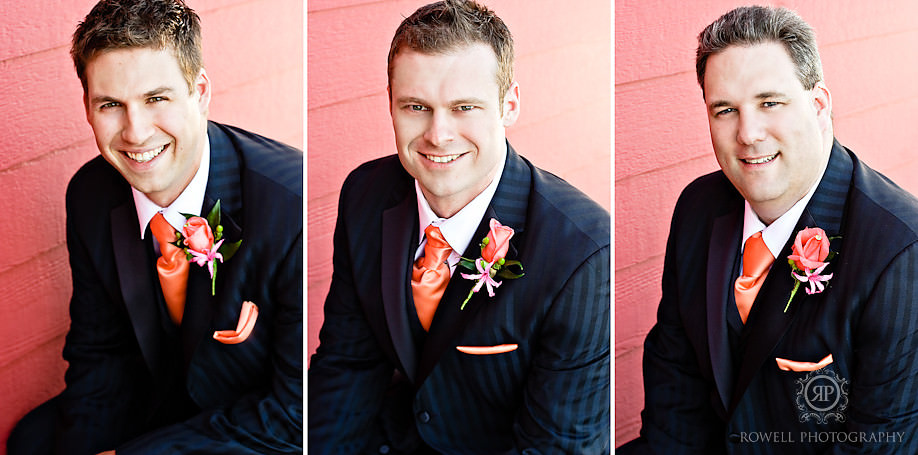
xmin=71 ymin=0 xmax=203 ymax=93
xmin=387 ymin=0 xmax=514 ymax=101
xmin=696 ymin=6 xmax=822 ymax=96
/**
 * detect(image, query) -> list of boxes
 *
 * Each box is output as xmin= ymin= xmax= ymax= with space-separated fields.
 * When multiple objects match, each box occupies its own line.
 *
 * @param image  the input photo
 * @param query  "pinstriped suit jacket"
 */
xmin=59 ymin=121 xmax=302 ymax=454
xmin=633 ymin=141 xmax=918 ymax=454
xmin=309 ymin=144 xmax=610 ymax=454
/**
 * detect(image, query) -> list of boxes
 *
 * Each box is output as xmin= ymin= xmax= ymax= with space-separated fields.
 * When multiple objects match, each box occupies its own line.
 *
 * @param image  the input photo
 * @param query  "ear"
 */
xmin=194 ymin=68 xmax=212 ymax=114
xmin=501 ymin=81 xmax=520 ymax=127
xmin=812 ymin=80 xmax=831 ymax=131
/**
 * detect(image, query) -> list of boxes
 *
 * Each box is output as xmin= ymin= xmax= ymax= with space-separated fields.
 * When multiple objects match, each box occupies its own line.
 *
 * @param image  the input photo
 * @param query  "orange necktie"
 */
xmin=150 ymin=213 xmax=188 ymax=325
xmin=411 ymin=225 xmax=452 ymax=331
xmin=734 ymin=231 xmax=774 ymax=324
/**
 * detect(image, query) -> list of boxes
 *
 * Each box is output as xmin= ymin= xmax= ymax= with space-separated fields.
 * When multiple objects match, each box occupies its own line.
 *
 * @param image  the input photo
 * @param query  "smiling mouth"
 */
xmin=124 ymin=144 xmax=167 ymax=163
xmin=741 ymin=152 xmax=778 ymax=165
xmin=423 ymin=152 xmax=463 ymax=164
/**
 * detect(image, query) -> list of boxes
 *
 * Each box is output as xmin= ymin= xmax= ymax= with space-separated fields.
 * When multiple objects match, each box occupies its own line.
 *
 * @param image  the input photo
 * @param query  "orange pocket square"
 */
xmin=456 ymin=344 xmax=518 ymax=355
xmin=775 ymin=354 xmax=833 ymax=372
xmin=213 ymin=301 xmax=258 ymax=344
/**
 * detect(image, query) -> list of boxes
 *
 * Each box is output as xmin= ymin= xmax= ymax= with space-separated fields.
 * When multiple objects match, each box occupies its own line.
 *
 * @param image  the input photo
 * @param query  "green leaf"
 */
xmin=495 ymin=260 xmax=524 ymax=279
xmin=458 ymin=257 xmax=477 ymax=271
xmin=206 ymin=199 xmax=222 ymax=228
xmin=220 ymin=239 xmax=243 ymax=261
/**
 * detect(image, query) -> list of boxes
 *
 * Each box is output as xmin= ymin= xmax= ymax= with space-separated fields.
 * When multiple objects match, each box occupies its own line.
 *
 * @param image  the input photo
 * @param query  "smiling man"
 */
xmin=620 ymin=6 xmax=918 ymax=454
xmin=7 ymin=1 xmax=302 ymax=454
xmin=308 ymin=0 xmax=610 ymax=453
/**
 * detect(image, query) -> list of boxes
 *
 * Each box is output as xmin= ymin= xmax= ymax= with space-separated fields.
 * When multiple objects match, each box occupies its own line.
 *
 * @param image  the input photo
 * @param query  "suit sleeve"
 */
xmin=54 ymin=199 xmax=155 ymax=455
xmin=510 ymin=245 xmax=611 ymax=454
xmin=635 ymin=207 xmax=726 ymax=454
xmin=832 ymin=241 xmax=918 ymax=454
xmin=306 ymin=176 xmax=392 ymax=454
xmin=115 ymin=229 xmax=303 ymax=455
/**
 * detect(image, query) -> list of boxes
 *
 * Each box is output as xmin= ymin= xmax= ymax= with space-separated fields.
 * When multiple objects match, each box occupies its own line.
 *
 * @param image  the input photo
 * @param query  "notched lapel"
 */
xmin=706 ymin=207 xmax=742 ymax=413
xmin=382 ymin=194 xmax=419 ymax=380
xmin=111 ymin=202 xmax=165 ymax=378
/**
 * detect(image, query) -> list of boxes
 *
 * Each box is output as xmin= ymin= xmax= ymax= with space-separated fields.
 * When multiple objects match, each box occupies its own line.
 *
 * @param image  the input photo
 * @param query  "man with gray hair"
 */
xmin=622 ymin=5 xmax=918 ymax=454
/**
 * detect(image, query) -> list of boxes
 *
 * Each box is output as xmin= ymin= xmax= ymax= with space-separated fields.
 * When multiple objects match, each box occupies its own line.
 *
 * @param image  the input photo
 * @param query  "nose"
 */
xmin=423 ymin=111 xmax=455 ymax=147
xmin=736 ymin=111 xmax=766 ymax=145
xmin=121 ymin=105 xmax=155 ymax=145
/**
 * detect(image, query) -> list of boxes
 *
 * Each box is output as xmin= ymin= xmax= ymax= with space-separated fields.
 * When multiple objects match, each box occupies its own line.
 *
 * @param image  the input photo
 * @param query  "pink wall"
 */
xmin=0 ymin=0 xmax=301 ymax=450
xmin=307 ymin=1 xmax=611 ymax=360
xmin=615 ymin=0 xmax=918 ymax=445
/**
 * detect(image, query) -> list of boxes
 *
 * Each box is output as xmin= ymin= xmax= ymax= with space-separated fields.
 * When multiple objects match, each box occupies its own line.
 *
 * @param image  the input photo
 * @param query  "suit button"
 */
xmin=728 ymin=433 xmax=741 ymax=443
xmin=378 ymin=444 xmax=390 ymax=454
xmin=417 ymin=411 xmax=431 ymax=423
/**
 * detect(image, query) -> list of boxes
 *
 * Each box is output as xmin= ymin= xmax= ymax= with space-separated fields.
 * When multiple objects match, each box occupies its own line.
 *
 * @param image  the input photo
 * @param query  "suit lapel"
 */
xmin=706 ymin=205 xmax=742 ymax=413
xmin=727 ymin=141 xmax=853 ymax=416
xmin=111 ymin=201 xmax=165 ymax=378
xmin=381 ymin=192 xmax=420 ymax=380
xmin=182 ymin=122 xmax=245 ymax=367
xmin=416 ymin=144 xmax=530 ymax=385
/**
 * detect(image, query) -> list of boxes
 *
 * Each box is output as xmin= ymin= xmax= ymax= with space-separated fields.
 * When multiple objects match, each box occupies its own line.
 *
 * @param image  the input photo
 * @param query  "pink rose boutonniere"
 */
xmin=458 ymin=218 xmax=524 ymax=309
xmin=173 ymin=200 xmax=242 ymax=295
xmin=784 ymin=226 xmax=838 ymax=312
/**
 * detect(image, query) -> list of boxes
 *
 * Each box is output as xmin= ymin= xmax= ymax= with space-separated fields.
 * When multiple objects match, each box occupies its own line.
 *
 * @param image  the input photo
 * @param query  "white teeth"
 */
xmin=745 ymin=153 xmax=777 ymax=164
xmin=126 ymin=145 xmax=166 ymax=163
xmin=425 ymin=153 xmax=461 ymax=164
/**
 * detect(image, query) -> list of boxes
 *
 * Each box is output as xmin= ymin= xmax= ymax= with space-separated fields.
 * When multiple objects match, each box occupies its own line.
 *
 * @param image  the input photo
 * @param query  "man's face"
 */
xmin=704 ymin=42 xmax=831 ymax=224
xmin=389 ymin=43 xmax=520 ymax=218
xmin=84 ymin=47 xmax=211 ymax=208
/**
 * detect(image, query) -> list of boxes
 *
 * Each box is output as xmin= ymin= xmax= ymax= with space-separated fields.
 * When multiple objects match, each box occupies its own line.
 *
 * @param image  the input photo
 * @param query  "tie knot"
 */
xmin=150 ymin=212 xmax=177 ymax=247
xmin=424 ymin=225 xmax=450 ymax=250
xmin=743 ymin=231 xmax=774 ymax=277
xmin=422 ymin=225 xmax=452 ymax=268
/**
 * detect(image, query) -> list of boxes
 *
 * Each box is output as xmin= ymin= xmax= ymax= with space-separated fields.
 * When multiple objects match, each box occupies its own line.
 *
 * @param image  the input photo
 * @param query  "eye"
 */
xmin=407 ymin=104 xmax=429 ymax=112
xmin=147 ymin=96 xmax=167 ymax=103
xmin=714 ymin=107 xmax=736 ymax=117
xmin=762 ymin=101 xmax=780 ymax=108
xmin=99 ymin=102 xmax=121 ymax=110
xmin=456 ymin=105 xmax=475 ymax=112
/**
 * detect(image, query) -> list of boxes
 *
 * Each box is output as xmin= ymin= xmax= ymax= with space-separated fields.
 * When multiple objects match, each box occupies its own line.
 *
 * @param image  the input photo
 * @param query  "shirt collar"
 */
xmin=416 ymin=151 xmax=506 ymax=261
xmin=742 ymin=160 xmax=828 ymax=258
xmin=133 ymin=133 xmax=211 ymax=238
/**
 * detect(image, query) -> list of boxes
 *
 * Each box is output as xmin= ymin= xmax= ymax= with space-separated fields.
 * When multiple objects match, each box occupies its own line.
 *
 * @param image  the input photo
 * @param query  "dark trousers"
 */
xmin=8 ymin=395 xmax=60 ymax=455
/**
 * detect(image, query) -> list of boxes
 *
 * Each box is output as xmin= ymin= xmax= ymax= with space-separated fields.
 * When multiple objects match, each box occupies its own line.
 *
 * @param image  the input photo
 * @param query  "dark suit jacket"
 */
xmin=59 ymin=121 xmax=302 ymax=454
xmin=632 ymin=141 xmax=918 ymax=454
xmin=309 ymin=145 xmax=610 ymax=454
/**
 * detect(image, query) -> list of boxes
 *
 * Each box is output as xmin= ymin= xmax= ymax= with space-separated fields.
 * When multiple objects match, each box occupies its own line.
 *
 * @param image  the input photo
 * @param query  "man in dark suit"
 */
xmin=621 ymin=6 xmax=918 ymax=454
xmin=7 ymin=1 xmax=302 ymax=454
xmin=308 ymin=1 xmax=610 ymax=453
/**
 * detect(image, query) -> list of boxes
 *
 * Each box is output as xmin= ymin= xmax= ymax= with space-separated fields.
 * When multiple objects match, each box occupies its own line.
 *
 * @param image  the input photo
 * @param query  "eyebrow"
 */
xmin=395 ymin=96 xmax=489 ymax=106
xmin=708 ymin=91 xmax=788 ymax=110
xmin=89 ymin=86 xmax=175 ymax=105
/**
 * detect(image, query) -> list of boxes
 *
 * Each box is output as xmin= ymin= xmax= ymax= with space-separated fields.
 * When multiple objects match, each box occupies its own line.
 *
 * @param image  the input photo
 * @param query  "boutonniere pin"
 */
xmin=458 ymin=218 xmax=524 ymax=309
xmin=173 ymin=200 xmax=242 ymax=295
xmin=784 ymin=227 xmax=838 ymax=312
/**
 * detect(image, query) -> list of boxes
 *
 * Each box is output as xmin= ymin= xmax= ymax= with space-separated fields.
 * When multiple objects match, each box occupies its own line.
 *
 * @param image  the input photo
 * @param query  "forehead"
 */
xmin=389 ymin=43 xmax=500 ymax=100
xmin=703 ymin=42 xmax=804 ymax=101
xmin=85 ymin=47 xmax=186 ymax=95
